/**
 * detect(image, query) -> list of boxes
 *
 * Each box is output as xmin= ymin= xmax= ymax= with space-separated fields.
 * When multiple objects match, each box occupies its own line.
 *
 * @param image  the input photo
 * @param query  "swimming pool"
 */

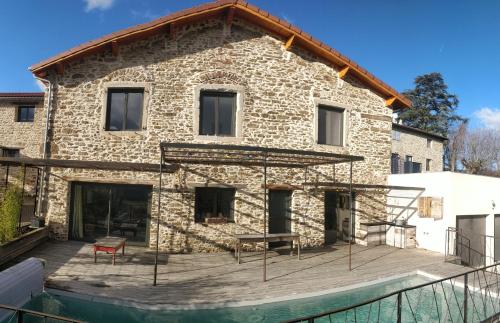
xmin=16 ymin=274 xmax=432 ymax=322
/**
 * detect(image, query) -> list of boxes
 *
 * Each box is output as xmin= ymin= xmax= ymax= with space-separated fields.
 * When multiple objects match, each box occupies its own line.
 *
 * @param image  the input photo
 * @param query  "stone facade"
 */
xmin=391 ymin=123 xmax=445 ymax=173
xmin=0 ymin=99 xmax=44 ymax=158
xmin=37 ymin=18 xmax=396 ymax=251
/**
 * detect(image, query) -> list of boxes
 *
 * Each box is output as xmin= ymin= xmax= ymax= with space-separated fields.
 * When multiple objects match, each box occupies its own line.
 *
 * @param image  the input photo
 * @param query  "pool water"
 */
xmin=15 ymin=275 xmax=435 ymax=323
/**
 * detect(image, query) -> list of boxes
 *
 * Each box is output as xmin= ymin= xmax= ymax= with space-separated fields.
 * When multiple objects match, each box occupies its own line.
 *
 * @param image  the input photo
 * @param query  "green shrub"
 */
xmin=0 ymin=186 xmax=22 ymax=244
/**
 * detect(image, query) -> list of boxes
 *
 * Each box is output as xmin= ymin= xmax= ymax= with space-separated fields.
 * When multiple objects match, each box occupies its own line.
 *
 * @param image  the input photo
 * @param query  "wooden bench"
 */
xmin=234 ymin=233 xmax=300 ymax=264
xmin=93 ymin=237 xmax=126 ymax=265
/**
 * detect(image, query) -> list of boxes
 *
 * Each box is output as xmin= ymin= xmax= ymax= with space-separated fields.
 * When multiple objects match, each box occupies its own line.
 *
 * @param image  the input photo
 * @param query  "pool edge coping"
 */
xmin=44 ymin=270 xmax=439 ymax=311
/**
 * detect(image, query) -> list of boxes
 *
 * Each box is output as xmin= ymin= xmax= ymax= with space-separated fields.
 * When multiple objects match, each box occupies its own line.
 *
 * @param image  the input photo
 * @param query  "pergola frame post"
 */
xmin=263 ymin=153 xmax=268 ymax=282
xmin=153 ymin=148 xmax=164 ymax=286
xmin=17 ymin=164 xmax=27 ymax=230
xmin=349 ymin=160 xmax=353 ymax=271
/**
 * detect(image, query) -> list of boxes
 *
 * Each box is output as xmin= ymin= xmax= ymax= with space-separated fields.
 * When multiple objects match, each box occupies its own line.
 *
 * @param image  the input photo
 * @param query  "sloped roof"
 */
xmin=392 ymin=123 xmax=448 ymax=141
xmin=0 ymin=92 xmax=44 ymax=102
xmin=29 ymin=0 xmax=410 ymax=109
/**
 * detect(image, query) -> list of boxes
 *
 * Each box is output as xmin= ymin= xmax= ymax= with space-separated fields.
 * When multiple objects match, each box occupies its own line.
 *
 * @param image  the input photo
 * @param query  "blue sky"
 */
xmin=1 ymin=0 xmax=499 ymax=129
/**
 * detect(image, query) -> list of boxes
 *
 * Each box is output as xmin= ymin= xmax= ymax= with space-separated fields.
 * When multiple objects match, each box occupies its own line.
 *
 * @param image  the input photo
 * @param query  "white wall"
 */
xmin=387 ymin=172 xmax=500 ymax=258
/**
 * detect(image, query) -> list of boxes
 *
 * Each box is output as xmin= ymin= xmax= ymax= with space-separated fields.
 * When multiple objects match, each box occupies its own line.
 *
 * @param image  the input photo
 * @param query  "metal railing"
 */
xmin=283 ymin=263 xmax=500 ymax=323
xmin=446 ymin=227 xmax=500 ymax=268
xmin=0 ymin=303 xmax=83 ymax=323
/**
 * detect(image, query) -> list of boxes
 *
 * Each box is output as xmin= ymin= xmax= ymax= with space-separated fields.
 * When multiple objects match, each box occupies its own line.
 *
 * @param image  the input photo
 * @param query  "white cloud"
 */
xmin=84 ymin=0 xmax=114 ymax=12
xmin=130 ymin=9 xmax=160 ymax=21
xmin=475 ymin=107 xmax=500 ymax=129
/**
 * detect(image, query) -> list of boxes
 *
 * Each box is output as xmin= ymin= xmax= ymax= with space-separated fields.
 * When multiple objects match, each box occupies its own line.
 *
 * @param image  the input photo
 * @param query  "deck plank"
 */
xmin=13 ymin=241 xmax=469 ymax=307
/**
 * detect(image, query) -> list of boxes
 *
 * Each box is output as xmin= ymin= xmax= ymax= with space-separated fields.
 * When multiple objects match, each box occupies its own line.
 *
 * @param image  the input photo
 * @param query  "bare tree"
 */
xmin=461 ymin=128 xmax=499 ymax=175
xmin=445 ymin=121 xmax=467 ymax=171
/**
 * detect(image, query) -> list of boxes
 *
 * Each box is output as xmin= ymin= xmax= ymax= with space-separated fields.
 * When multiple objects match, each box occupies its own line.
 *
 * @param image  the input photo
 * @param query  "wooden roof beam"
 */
xmin=111 ymin=41 xmax=119 ymax=57
xmin=225 ymin=7 xmax=235 ymax=27
xmin=55 ymin=62 xmax=64 ymax=75
xmin=284 ymin=34 xmax=295 ymax=51
xmin=169 ymin=23 xmax=177 ymax=40
xmin=338 ymin=66 xmax=350 ymax=79
xmin=385 ymin=96 xmax=397 ymax=107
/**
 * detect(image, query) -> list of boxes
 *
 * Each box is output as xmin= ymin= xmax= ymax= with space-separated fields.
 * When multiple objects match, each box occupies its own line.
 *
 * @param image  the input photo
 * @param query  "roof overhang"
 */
xmin=29 ymin=0 xmax=411 ymax=109
xmin=0 ymin=92 xmax=44 ymax=103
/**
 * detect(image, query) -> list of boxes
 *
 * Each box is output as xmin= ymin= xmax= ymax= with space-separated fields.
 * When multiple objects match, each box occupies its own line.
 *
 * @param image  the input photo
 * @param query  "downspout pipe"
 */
xmin=34 ymin=76 xmax=53 ymax=219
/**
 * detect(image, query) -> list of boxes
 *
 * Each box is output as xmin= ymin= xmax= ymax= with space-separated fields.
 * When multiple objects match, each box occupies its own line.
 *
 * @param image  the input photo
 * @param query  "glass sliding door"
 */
xmin=70 ymin=182 xmax=151 ymax=244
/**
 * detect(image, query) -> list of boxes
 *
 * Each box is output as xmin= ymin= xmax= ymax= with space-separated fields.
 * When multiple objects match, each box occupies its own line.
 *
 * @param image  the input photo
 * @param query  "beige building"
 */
xmin=391 ymin=123 xmax=447 ymax=174
xmin=4 ymin=1 xmax=414 ymax=252
xmin=0 ymin=93 xmax=45 ymax=158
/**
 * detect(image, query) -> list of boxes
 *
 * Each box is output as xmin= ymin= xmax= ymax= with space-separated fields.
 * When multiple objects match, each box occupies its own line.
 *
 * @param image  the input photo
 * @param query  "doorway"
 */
xmin=456 ymin=214 xmax=487 ymax=267
xmin=69 ymin=182 xmax=152 ymax=245
xmin=268 ymin=190 xmax=292 ymax=248
xmin=324 ymin=192 xmax=354 ymax=245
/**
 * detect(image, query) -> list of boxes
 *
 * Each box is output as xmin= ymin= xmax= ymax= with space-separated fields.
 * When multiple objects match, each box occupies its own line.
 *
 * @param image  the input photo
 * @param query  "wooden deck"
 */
xmin=14 ymin=241 xmax=468 ymax=308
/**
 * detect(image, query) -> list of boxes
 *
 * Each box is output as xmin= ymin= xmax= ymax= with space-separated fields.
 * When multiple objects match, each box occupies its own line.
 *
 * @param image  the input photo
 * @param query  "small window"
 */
xmin=195 ymin=187 xmax=235 ymax=223
xmin=105 ymin=89 xmax=144 ymax=131
xmin=17 ymin=106 xmax=35 ymax=122
xmin=317 ymin=105 xmax=344 ymax=146
xmin=427 ymin=138 xmax=432 ymax=148
xmin=391 ymin=130 xmax=401 ymax=141
xmin=1 ymin=149 xmax=20 ymax=157
xmin=426 ymin=159 xmax=432 ymax=171
xmin=199 ymin=91 xmax=236 ymax=136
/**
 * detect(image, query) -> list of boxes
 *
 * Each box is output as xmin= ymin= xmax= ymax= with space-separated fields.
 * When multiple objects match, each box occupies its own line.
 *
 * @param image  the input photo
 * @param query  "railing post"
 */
xmin=17 ymin=310 xmax=23 ymax=323
xmin=397 ymin=291 xmax=402 ymax=323
xmin=464 ymin=273 xmax=468 ymax=323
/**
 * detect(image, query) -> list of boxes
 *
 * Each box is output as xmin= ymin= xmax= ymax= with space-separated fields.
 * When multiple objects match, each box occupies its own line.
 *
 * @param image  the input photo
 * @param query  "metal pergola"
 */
xmin=154 ymin=142 xmax=365 ymax=285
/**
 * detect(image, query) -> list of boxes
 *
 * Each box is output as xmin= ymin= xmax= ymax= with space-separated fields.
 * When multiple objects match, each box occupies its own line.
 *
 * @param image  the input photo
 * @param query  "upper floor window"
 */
xmin=17 ymin=106 xmax=35 ymax=122
xmin=1 ymin=148 xmax=20 ymax=157
xmin=427 ymin=138 xmax=432 ymax=148
xmin=317 ymin=105 xmax=344 ymax=146
xmin=391 ymin=130 xmax=401 ymax=141
xmin=199 ymin=91 xmax=236 ymax=136
xmin=195 ymin=187 xmax=235 ymax=223
xmin=105 ymin=89 xmax=144 ymax=131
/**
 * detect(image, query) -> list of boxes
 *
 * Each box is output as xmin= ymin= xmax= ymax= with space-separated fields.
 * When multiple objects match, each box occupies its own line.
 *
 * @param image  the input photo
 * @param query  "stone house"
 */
xmin=391 ymin=123 xmax=447 ymax=174
xmin=22 ymin=0 xmax=412 ymax=252
xmin=0 ymin=92 xmax=45 ymax=219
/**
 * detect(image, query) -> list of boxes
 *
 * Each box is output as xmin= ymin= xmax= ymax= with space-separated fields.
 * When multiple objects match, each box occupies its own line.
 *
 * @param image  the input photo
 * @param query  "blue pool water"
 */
xmin=14 ymin=275 xmax=435 ymax=323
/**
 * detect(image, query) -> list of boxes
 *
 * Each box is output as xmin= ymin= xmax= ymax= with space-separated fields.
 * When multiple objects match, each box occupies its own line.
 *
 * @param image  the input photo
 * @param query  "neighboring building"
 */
xmin=391 ymin=123 xmax=447 ymax=174
xmin=7 ymin=1 xmax=413 ymax=252
xmin=387 ymin=172 xmax=500 ymax=267
xmin=0 ymin=92 xmax=45 ymax=220
xmin=0 ymin=92 xmax=45 ymax=158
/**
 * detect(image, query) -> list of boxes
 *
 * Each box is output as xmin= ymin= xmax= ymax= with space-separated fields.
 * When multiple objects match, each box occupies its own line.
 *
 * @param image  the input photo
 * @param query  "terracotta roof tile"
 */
xmin=29 ymin=0 xmax=410 ymax=108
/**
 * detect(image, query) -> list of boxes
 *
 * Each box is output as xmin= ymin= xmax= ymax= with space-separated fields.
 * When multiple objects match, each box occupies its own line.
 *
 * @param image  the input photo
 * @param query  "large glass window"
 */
xmin=195 ymin=187 xmax=235 ymax=223
xmin=17 ymin=106 xmax=35 ymax=122
xmin=199 ymin=91 xmax=236 ymax=136
xmin=70 ymin=182 xmax=151 ymax=244
xmin=317 ymin=105 xmax=344 ymax=146
xmin=105 ymin=89 xmax=144 ymax=131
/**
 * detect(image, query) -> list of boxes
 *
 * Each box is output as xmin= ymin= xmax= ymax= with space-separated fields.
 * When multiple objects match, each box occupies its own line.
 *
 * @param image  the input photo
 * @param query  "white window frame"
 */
xmin=100 ymin=82 xmax=150 ymax=136
xmin=193 ymin=84 xmax=244 ymax=143
xmin=313 ymin=99 xmax=350 ymax=148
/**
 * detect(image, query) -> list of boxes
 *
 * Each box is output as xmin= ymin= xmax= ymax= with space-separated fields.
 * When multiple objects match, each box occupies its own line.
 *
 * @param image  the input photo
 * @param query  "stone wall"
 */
xmin=0 ymin=100 xmax=44 ymax=158
xmin=392 ymin=127 xmax=444 ymax=172
xmin=40 ymin=18 xmax=394 ymax=251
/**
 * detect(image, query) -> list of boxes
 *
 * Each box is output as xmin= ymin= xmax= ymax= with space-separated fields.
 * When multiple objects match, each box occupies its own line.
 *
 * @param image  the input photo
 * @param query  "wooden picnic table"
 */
xmin=93 ymin=237 xmax=126 ymax=265
xmin=234 ymin=233 xmax=300 ymax=264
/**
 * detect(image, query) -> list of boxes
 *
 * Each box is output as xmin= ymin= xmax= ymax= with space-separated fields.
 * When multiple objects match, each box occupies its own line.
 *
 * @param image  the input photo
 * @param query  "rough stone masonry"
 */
xmin=39 ymin=18 xmax=394 ymax=252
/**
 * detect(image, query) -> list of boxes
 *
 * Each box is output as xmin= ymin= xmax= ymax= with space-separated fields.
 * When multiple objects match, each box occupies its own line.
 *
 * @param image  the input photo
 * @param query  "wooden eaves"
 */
xmin=29 ymin=0 xmax=411 ymax=109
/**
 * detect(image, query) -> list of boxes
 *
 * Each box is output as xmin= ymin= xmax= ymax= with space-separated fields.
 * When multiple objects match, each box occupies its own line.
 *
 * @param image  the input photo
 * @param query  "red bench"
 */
xmin=93 ymin=237 xmax=126 ymax=265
